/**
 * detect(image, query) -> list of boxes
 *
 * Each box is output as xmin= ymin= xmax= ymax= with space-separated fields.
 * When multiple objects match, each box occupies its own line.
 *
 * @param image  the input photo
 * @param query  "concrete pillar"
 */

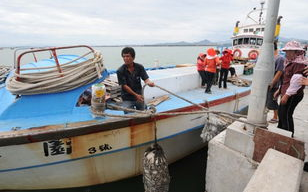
xmin=247 ymin=0 xmax=281 ymax=130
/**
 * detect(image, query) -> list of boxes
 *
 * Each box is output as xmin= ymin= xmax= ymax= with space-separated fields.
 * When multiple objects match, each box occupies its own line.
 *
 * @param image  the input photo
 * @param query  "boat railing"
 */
xmin=15 ymin=45 xmax=95 ymax=81
xmin=14 ymin=47 xmax=48 ymax=68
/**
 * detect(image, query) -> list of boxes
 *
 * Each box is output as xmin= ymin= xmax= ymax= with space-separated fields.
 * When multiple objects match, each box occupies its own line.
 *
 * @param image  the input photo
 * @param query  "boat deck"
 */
xmin=0 ymin=66 xmax=251 ymax=132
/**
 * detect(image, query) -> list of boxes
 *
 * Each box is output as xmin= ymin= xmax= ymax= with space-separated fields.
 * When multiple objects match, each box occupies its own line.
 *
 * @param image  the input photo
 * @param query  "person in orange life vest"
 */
xmin=219 ymin=49 xmax=233 ymax=89
xmin=204 ymin=48 xmax=220 ymax=94
xmin=196 ymin=53 xmax=207 ymax=88
xmin=213 ymin=49 xmax=221 ymax=85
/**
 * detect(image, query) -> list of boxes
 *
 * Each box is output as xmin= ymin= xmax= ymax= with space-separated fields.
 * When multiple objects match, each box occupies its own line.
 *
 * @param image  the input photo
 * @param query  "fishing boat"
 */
xmin=231 ymin=1 xmax=282 ymax=62
xmin=0 ymin=45 xmax=250 ymax=190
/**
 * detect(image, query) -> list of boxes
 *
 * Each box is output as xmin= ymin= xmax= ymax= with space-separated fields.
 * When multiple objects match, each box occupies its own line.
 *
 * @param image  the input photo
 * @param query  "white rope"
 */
xmin=6 ymin=51 xmax=105 ymax=95
xmin=0 ymin=66 xmax=11 ymax=84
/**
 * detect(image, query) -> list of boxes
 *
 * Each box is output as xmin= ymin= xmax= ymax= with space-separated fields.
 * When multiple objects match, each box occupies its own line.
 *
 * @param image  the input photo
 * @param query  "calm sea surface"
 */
xmin=0 ymin=46 xmax=216 ymax=69
xmin=1 ymin=46 xmax=210 ymax=192
xmin=10 ymin=147 xmax=207 ymax=192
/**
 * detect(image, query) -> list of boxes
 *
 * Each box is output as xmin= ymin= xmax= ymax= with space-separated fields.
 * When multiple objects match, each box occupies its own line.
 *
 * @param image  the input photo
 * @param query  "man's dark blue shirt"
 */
xmin=116 ymin=63 xmax=149 ymax=101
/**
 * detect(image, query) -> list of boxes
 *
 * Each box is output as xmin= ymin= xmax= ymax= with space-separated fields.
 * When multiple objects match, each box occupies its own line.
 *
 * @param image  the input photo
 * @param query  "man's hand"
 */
xmin=147 ymin=81 xmax=155 ymax=87
xmin=301 ymin=77 xmax=308 ymax=86
xmin=280 ymin=94 xmax=289 ymax=105
xmin=303 ymin=66 xmax=308 ymax=76
xmin=145 ymin=79 xmax=155 ymax=87
xmin=135 ymin=94 xmax=144 ymax=102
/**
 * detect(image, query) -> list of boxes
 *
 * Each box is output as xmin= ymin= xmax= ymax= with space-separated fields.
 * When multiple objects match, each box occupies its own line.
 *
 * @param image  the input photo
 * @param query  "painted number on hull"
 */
xmin=43 ymin=139 xmax=72 ymax=157
xmin=88 ymin=144 xmax=112 ymax=154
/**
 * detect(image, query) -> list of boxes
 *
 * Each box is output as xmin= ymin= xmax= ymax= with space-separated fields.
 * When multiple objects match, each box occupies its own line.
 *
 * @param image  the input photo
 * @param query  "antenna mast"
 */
xmin=259 ymin=1 xmax=265 ymax=24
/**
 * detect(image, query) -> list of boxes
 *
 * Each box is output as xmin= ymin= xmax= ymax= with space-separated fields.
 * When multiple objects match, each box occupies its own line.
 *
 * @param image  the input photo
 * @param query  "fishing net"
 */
xmin=200 ymin=114 xmax=233 ymax=142
xmin=143 ymin=143 xmax=170 ymax=192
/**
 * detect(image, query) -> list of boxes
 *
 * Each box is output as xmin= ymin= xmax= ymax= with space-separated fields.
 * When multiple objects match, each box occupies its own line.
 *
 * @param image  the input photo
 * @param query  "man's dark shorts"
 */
xmin=266 ymin=88 xmax=278 ymax=110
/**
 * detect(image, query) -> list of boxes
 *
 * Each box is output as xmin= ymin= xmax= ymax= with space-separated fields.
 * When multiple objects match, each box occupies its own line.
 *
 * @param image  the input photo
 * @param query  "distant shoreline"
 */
xmin=0 ymin=44 xmax=223 ymax=49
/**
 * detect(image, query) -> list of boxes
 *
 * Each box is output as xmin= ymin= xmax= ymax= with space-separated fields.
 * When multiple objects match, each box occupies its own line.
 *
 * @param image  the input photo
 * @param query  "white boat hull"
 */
xmin=0 ymin=93 xmax=249 ymax=190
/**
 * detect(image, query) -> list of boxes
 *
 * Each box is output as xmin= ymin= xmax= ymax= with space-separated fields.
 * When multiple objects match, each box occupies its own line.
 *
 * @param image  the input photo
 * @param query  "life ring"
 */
xmin=248 ymin=50 xmax=259 ymax=60
xmin=233 ymin=49 xmax=242 ymax=58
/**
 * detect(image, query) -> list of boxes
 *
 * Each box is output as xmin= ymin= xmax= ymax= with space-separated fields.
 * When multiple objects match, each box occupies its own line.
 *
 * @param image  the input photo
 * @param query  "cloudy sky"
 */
xmin=0 ymin=0 xmax=307 ymax=47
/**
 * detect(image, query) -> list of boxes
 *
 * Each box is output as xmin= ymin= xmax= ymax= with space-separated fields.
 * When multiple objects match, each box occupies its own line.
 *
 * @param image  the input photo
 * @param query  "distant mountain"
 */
xmin=279 ymin=37 xmax=308 ymax=44
xmin=153 ymin=41 xmax=192 ymax=46
xmin=150 ymin=39 xmax=232 ymax=46
xmin=194 ymin=39 xmax=213 ymax=45
xmin=151 ymin=39 xmax=216 ymax=46
xmin=150 ymin=37 xmax=307 ymax=47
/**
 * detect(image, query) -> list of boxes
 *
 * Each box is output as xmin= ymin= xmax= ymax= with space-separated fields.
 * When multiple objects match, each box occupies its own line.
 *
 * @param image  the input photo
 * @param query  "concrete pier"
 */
xmin=244 ymin=149 xmax=303 ymax=192
xmin=205 ymin=89 xmax=308 ymax=192
xmin=267 ymin=89 xmax=308 ymax=192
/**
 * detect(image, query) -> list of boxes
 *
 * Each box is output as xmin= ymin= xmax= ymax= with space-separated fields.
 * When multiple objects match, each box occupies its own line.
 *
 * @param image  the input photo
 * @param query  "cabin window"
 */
xmin=257 ymin=38 xmax=263 ymax=46
xmin=261 ymin=28 xmax=265 ymax=31
xmin=233 ymin=39 xmax=238 ymax=45
xmin=256 ymin=28 xmax=261 ymax=32
xmin=238 ymin=38 xmax=243 ymax=45
xmin=250 ymin=38 xmax=256 ymax=45
xmin=244 ymin=29 xmax=248 ymax=33
xmin=244 ymin=38 xmax=249 ymax=44
xmin=249 ymin=28 xmax=254 ymax=32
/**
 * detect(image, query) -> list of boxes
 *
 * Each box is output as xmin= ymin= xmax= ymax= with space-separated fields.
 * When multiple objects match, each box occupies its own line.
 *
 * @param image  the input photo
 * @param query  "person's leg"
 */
xmin=229 ymin=67 xmax=235 ymax=77
xmin=273 ymin=110 xmax=278 ymax=120
xmin=277 ymin=103 xmax=286 ymax=129
xmin=202 ymin=71 xmax=207 ymax=86
xmin=205 ymin=71 xmax=210 ymax=88
xmin=122 ymin=100 xmax=135 ymax=114
xmin=285 ymin=94 xmax=304 ymax=136
xmin=198 ymin=70 xmax=206 ymax=87
xmin=212 ymin=72 xmax=216 ymax=85
xmin=135 ymin=101 xmax=146 ymax=111
xmin=215 ymin=69 xmax=220 ymax=85
xmin=205 ymin=72 xmax=214 ymax=93
xmin=267 ymin=88 xmax=279 ymax=122
xmin=198 ymin=71 xmax=203 ymax=86
xmin=223 ymin=68 xmax=229 ymax=88
xmin=218 ymin=69 xmax=224 ymax=88
xmin=278 ymin=94 xmax=303 ymax=136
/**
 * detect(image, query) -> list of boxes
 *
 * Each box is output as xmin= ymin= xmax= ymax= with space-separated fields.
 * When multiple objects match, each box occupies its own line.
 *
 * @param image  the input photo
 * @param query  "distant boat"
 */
xmin=231 ymin=1 xmax=282 ymax=62
xmin=0 ymin=45 xmax=251 ymax=190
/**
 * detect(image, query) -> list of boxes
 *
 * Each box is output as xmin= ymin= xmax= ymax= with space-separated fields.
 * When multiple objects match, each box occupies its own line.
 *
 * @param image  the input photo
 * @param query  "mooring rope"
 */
xmin=6 ymin=51 xmax=105 ymax=95
xmin=100 ymin=105 xmax=263 ymax=128
xmin=93 ymin=84 xmax=265 ymax=128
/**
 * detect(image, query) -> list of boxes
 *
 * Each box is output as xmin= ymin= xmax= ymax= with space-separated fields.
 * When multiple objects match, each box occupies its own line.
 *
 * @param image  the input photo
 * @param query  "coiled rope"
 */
xmin=6 ymin=51 xmax=104 ymax=95
xmin=0 ymin=66 xmax=11 ymax=85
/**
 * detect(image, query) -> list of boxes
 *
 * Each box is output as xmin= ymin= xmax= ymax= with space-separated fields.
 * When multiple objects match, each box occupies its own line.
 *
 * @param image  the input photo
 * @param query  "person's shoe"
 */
xmin=205 ymin=90 xmax=212 ymax=94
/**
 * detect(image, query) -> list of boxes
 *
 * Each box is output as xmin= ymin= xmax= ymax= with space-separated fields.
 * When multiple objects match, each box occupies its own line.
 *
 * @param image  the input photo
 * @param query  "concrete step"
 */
xmin=244 ymin=149 xmax=303 ymax=192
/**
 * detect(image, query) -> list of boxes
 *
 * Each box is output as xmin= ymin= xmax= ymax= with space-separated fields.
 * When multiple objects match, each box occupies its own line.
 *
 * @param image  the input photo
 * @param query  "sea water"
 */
xmin=0 ymin=46 xmax=215 ymax=69
xmin=10 ymin=147 xmax=207 ymax=192
xmin=1 ymin=46 xmax=210 ymax=192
